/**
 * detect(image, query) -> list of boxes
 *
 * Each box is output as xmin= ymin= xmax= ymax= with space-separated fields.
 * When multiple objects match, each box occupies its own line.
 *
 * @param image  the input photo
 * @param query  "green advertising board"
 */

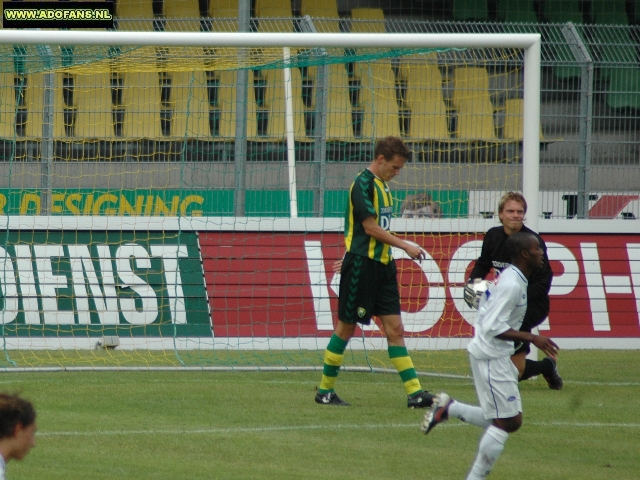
xmin=0 ymin=189 xmax=469 ymax=217
xmin=0 ymin=231 xmax=210 ymax=337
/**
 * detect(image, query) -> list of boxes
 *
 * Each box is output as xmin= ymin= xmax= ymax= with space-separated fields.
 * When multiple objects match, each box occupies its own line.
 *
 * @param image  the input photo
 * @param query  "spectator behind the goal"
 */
xmin=0 ymin=393 xmax=37 ymax=480
xmin=400 ymin=193 xmax=442 ymax=218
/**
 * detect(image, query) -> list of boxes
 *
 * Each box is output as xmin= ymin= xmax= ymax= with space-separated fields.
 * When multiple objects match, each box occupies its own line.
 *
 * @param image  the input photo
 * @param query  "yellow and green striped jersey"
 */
xmin=344 ymin=169 xmax=394 ymax=264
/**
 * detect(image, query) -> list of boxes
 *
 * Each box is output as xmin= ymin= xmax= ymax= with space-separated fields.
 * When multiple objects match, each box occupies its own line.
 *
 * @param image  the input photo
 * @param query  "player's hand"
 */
xmin=332 ymin=259 xmax=343 ymax=273
xmin=464 ymin=278 xmax=481 ymax=309
xmin=404 ymin=244 xmax=426 ymax=261
xmin=531 ymin=335 xmax=560 ymax=359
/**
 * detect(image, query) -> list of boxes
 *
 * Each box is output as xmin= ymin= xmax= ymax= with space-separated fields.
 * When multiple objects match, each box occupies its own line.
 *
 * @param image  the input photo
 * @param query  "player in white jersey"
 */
xmin=0 ymin=393 xmax=37 ymax=480
xmin=422 ymin=232 xmax=560 ymax=480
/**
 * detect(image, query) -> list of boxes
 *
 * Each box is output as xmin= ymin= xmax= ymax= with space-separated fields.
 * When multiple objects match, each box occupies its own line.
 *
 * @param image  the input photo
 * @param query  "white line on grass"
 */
xmin=37 ymin=421 xmax=640 ymax=438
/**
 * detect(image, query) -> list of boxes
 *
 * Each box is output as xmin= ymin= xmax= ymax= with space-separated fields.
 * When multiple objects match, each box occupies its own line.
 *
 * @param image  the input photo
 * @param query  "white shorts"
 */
xmin=469 ymin=353 xmax=522 ymax=420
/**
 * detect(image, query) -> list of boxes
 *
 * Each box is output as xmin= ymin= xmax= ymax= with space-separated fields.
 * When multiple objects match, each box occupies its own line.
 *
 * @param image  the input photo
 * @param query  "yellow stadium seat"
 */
xmin=356 ymin=61 xmax=402 ymax=139
xmin=502 ymin=98 xmax=524 ymax=140
xmin=0 ymin=73 xmax=17 ymax=138
xmin=24 ymin=73 xmax=66 ymax=138
xmin=170 ymin=71 xmax=212 ymax=138
xmin=74 ymin=73 xmax=115 ymax=138
xmin=452 ymin=67 xmax=497 ymax=141
xmin=257 ymin=68 xmax=308 ymax=141
xmin=121 ymin=72 xmax=163 ymax=138
xmin=403 ymin=62 xmax=450 ymax=141
xmin=163 ymin=0 xmax=202 ymax=32
xmin=207 ymin=0 xmax=239 ymax=31
xmin=255 ymin=0 xmax=294 ymax=32
xmin=217 ymin=70 xmax=258 ymax=139
xmin=350 ymin=8 xmax=385 ymax=33
xmin=300 ymin=0 xmax=341 ymax=33
xmin=115 ymin=0 xmax=156 ymax=31
xmin=324 ymin=64 xmax=355 ymax=141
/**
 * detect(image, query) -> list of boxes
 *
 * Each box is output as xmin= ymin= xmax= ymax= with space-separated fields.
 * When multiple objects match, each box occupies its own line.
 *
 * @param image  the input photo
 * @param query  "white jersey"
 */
xmin=467 ymin=265 xmax=528 ymax=360
xmin=0 ymin=455 xmax=5 ymax=480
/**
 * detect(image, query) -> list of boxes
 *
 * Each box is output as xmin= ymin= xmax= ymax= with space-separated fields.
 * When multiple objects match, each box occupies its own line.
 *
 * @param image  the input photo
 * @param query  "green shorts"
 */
xmin=338 ymin=252 xmax=400 ymax=325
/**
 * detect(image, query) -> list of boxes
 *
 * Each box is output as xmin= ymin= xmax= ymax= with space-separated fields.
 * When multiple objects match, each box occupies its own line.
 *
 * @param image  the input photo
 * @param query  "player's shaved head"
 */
xmin=506 ymin=231 xmax=538 ymax=262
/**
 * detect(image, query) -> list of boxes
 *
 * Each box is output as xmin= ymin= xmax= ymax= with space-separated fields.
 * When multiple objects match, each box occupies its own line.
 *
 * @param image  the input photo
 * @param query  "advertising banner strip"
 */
xmin=0 ymin=231 xmax=210 ymax=337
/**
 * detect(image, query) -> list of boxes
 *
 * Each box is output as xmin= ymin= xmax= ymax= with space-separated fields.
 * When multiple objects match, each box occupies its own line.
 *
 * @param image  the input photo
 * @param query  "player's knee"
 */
xmin=494 ymin=415 xmax=522 ymax=433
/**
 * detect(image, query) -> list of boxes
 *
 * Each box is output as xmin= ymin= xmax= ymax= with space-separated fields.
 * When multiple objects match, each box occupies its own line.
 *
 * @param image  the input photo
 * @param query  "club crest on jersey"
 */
xmin=357 ymin=307 xmax=366 ymax=318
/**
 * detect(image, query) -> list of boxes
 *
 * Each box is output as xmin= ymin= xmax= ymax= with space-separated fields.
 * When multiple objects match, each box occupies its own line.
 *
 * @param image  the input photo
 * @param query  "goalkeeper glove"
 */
xmin=464 ymin=278 xmax=482 ymax=309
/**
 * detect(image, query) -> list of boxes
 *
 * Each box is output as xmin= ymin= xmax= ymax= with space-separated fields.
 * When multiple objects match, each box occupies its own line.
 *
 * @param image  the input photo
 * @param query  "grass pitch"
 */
xmin=2 ymin=350 xmax=639 ymax=479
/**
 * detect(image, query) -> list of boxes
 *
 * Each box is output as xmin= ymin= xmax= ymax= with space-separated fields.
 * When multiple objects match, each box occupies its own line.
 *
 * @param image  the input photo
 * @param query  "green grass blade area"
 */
xmin=4 ymin=350 xmax=639 ymax=479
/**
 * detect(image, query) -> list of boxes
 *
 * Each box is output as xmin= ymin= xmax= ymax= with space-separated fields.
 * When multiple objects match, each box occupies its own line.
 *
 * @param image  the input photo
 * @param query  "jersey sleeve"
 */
xmin=350 ymin=175 xmax=376 ymax=223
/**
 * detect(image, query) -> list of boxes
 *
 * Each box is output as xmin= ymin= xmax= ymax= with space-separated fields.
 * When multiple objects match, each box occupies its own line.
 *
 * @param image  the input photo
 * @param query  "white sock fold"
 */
xmin=448 ymin=400 xmax=491 ymax=429
xmin=466 ymin=425 xmax=509 ymax=480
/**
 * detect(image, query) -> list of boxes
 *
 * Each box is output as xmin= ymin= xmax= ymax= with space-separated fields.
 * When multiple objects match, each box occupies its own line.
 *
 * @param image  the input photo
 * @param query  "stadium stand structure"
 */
xmin=588 ymin=0 xmax=640 ymax=110
xmin=542 ymin=0 xmax=584 ymax=81
xmin=452 ymin=0 xmax=489 ymax=22
xmin=299 ymin=0 xmax=342 ymax=33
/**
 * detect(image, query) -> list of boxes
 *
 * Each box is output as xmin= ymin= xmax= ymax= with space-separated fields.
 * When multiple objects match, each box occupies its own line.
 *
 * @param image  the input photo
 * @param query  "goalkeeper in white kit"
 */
xmin=422 ymin=231 xmax=560 ymax=479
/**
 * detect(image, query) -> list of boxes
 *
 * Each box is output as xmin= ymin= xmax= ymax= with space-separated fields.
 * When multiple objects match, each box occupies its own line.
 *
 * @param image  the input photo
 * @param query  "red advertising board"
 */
xmin=199 ymin=232 xmax=640 ymax=341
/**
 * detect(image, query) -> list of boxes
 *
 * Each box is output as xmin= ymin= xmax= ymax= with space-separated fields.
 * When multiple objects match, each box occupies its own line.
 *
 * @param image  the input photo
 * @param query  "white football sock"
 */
xmin=466 ymin=425 xmax=509 ymax=479
xmin=448 ymin=400 xmax=491 ymax=429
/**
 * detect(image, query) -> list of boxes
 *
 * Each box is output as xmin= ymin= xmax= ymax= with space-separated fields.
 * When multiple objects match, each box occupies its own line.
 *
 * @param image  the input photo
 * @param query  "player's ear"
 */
xmin=12 ymin=422 xmax=24 ymax=438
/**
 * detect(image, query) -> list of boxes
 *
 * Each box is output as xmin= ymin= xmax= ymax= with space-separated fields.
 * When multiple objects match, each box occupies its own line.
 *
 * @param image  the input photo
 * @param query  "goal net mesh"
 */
xmin=0 ymin=36 xmax=527 ymax=373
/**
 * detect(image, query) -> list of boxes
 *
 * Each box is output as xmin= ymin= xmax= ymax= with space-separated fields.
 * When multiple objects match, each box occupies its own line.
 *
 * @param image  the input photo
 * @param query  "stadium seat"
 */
xmin=73 ymin=73 xmax=116 ymax=138
xmin=499 ymin=0 xmax=539 ymax=30
xmin=542 ymin=0 xmax=583 ymax=80
xmin=324 ymin=64 xmax=355 ymax=141
xmin=255 ymin=0 xmax=295 ymax=32
xmin=115 ymin=0 xmax=157 ymax=31
xmin=605 ymin=67 xmax=640 ymax=110
xmin=350 ymin=8 xmax=385 ymax=33
xmin=402 ymin=61 xmax=450 ymax=141
xmin=590 ymin=0 xmax=637 ymax=81
xmin=170 ymin=71 xmax=212 ymax=137
xmin=217 ymin=70 xmax=258 ymax=139
xmin=300 ymin=0 xmax=341 ymax=33
xmin=254 ymin=68 xmax=308 ymax=141
xmin=0 ymin=73 xmax=18 ymax=138
xmin=24 ymin=73 xmax=66 ymax=138
xmin=452 ymin=0 xmax=489 ymax=22
xmin=356 ymin=61 xmax=403 ymax=139
xmin=501 ymin=98 xmax=547 ymax=141
xmin=452 ymin=67 xmax=497 ymax=141
xmin=207 ymin=0 xmax=239 ymax=31
xmin=163 ymin=0 xmax=203 ymax=32
xmin=121 ymin=72 xmax=163 ymax=138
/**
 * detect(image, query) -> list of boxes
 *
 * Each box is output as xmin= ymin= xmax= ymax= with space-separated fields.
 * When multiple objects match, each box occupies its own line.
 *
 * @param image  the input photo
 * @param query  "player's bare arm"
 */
xmin=496 ymin=328 xmax=559 ymax=358
xmin=361 ymin=216 xmax=425 ymax=260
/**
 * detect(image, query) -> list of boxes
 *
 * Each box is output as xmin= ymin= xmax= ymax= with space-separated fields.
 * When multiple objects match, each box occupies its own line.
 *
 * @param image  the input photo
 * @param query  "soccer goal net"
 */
xmin=0 ymin=30 xmax=540 ymax=372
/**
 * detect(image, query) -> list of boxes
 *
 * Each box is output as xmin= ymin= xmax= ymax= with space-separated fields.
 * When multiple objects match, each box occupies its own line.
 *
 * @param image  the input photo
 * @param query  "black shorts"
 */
xmin=338 ymin=252 xmax=400 ymax=325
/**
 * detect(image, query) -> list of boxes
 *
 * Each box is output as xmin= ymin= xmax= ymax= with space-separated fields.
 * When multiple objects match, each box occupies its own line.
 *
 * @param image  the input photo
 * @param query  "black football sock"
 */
xmin=520 ymin=358 xmax=552 ymax=381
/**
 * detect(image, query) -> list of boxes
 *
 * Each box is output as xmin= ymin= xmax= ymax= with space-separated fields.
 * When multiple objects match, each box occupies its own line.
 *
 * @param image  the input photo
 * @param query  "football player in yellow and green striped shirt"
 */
xmin=315 ymin=136 xmax=434 ymax=408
